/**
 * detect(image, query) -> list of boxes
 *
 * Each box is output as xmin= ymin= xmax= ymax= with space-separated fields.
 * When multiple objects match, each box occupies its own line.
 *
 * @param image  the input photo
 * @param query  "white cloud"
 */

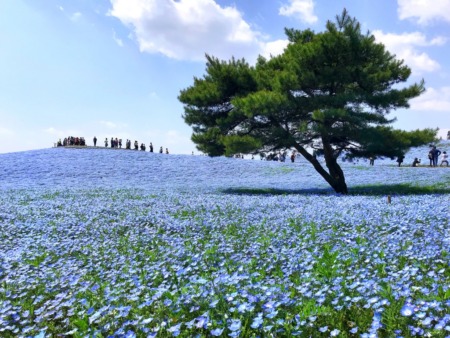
xmin=372 ymin=30 xmax=442 ymax=74
xmin=99 ymin=120 xmax=130 ymax=129
xmin=398 ymin=0 xmax=450 ymax=24
xmin=44 ymin=127 xmax=81 ymax=138
xmin=99 ymin=121 xmax=117 ymax=129
xmin=163 ymin=130 xmax=191 ymax=147
xmin=279 ymin=0 xmax=318 ymax=24
xmin=410 ymin=86 xmax=450 ymax=111
xmin=109 ymin=0 xmax=263 ymax=61
xmin=70 ymin=12 xmax=82 ymax=22
xmin=260 ymin=39 xmax=289 ymax=59
xmin=149 ymin=91 xmax=158 ymax=99
xmin=112 ymin=30 xmax=124 ymax=47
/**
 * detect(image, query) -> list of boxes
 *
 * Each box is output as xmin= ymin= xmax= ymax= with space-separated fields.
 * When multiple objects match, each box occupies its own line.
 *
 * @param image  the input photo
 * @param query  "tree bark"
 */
xmin=294 ymin=144 xmax=348 ymax=194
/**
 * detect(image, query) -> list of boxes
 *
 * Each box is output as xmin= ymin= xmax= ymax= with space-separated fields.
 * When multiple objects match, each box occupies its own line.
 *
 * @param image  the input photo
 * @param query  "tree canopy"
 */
xmin=179 ymin=9 xmax=437 ymax=194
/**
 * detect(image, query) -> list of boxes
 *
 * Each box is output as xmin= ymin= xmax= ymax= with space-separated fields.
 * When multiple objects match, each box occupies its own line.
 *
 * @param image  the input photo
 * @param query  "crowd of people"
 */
xmin=398 ymin=144 xmax=448 ymax=167
xmin=56 ymin=136 xmax=86 ymax=147
xmin=261 ymin=150 xmax=298 ymax=162
xmin=427 ymin=145 xmax=448 ymax=166
xmin=57 ymin=136 xmax=171 ymax=154
xmin=93 ymin=136 xmax=170 ymax=154
xmin=57 ymin=137 xmax=449 ymax=167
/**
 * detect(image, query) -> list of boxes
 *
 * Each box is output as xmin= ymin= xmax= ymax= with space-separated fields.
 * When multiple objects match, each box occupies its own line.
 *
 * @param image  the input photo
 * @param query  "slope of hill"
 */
xmin=0 ymin=141 xmax=449 ymax=193
xmin=0 ymin=143 xmax=449 ymax=337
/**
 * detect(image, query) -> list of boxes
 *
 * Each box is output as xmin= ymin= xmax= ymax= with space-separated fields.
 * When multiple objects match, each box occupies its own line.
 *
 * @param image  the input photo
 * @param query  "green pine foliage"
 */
xmin=179 ymin=9 xmax=437 ymax=193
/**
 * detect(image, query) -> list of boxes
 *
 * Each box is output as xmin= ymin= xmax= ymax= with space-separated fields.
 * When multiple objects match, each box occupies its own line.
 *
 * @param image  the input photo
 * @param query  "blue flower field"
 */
xmin=0 ymin=142 xmax=449 ymax=337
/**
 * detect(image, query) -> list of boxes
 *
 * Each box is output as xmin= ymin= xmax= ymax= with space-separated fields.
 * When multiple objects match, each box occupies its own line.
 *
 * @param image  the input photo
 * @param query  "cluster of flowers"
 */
xmin=0 ymin=143 xmax=449 ymax=337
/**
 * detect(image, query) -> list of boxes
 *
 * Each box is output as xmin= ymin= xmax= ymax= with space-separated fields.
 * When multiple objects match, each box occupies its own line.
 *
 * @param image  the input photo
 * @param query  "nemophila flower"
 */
xmin=330 ymin=328 xmax=340 ymax=336
xmin=319 ymin=326 xmax=328 ymax=332
xmin=251 ymin=315 xmax=263 ymax=329
xmin=124 ymin=330 xmax=136 ymax=338
xmin=401 ymin=304 xmax=415 ymax=316
xmin=229 ymin=319 xmax=241 ymax=331
xmin=210 ymin=328 xmax=224 ymax=336
xmin=422 ymin=317 xmax=433 ymax=326
xmin=1 ymin=144 xmax=450 ymax=335
xmin=195 ymin=315 xmax=208 ymax=329
xmin=167 ymin=323 xmax=181 ymax=336
xmin=184 ymin=319 xmax=195 ymax=329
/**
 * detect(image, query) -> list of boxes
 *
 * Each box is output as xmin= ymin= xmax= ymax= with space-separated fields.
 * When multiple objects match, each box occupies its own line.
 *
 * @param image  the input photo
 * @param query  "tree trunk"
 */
xmin=322 ymin=137 xmax=348 ymax=194
xmin=325 ymin=160 xmax=348 ymax=194
xmin=294 ymin=144 xmax=349 ymax=194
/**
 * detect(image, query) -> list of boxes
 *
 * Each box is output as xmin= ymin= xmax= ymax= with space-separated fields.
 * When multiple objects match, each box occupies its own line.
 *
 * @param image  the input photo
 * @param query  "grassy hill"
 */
xmin=0 ymin=144 xmax=449 ymax=337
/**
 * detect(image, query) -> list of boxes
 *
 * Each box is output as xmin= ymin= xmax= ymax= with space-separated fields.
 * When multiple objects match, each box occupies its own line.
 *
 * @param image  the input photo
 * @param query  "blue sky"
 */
xmin=1 ymin=0 xmax=449 ymax=154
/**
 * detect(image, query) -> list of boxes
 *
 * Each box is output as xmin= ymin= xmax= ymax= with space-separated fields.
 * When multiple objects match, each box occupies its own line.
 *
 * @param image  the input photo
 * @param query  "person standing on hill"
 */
xmin=93 ymin=136 xmax=97 ymax=147
xmin=428 ymin=148 xmax=433 ymax=166
xmin=440 ymin=151 xmax=448 ymax=166
xmin=290 ymin=151 xmax=296 ymax=163
xmin=104 ymin=138 xmax=108 ymax=147
xmin=159 ymin=146 xmax=163 ymax=153
xmin=433 ymin=146 xmax=441 ymax=167
xmin=149 ymin=142 xmax=153 ymax=152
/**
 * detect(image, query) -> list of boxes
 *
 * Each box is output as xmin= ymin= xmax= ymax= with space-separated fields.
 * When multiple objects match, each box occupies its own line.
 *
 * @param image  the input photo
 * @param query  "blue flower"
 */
xmin=330 ymin=329 xmax=340 ymax=336
xmin=400 ymin=304 xmax=414 ymax=316
xmin=124 ymin=330 xmax=136 ymax=338
xmin=210 ymin=328 xmax=224 ymax=336
xmin=229 ymin=319 xmax=241 ymax=331
xmin=251 ymin=316 xmax=263 ymax=329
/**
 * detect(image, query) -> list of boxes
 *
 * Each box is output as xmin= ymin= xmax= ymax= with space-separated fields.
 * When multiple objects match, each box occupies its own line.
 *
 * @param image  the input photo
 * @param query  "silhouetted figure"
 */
xmin=149 ymin=143 xmax=153 ymax=153
xmin=166 ymin=148 xmax=169 ymax=154
xmin=369 ymin=157 xmax=374 ymax=166
xmin=396 ymin=155 xmax=404 ymax=167
xmin=412 ymin=158 xmax=421 ymax=167
xmin=134 ymin=140 xmax=139 ymax=150
xmin=93 ymin=136 xmax=97 ymax=147
xmin=291 ymin=151 xmax=296 ymax=163
xmin=105 ymin=138 xmax=108 ymax=147
xmin=441 ymin=151 xmax=448 ymax=166
xmin=159 ymin=146 xmax=163 ymax=153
